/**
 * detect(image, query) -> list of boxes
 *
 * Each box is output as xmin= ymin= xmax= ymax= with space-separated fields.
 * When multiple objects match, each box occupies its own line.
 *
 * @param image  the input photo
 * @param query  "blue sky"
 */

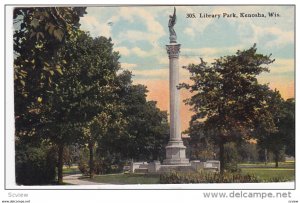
xmin=80 ymin=5 xmax=295 ymax=130
xmin=80 ymin=5 xmax=294 ymax=82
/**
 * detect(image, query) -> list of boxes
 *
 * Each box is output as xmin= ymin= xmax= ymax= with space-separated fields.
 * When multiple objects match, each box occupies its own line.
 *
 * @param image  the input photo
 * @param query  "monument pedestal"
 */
xmin=163 ymin=140 xmax=189 ymax=165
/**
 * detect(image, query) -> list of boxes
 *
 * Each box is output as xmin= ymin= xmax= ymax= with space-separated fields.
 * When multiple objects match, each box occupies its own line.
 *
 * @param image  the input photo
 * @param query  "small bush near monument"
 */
xmin=159 ymin=171 xmax=292 ymax=184
xmin=160 ymin=171 xmax=259 ymax=184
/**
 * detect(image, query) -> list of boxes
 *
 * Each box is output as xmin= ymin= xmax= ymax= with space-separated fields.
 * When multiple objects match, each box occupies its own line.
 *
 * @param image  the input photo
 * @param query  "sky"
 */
xmin=80 ymin=5 xmax=295 ymax=132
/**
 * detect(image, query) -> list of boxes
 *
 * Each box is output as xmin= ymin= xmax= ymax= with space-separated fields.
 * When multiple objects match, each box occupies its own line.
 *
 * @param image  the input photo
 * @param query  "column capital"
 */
xmin=166 ymin=44 xmax=181 ymax=58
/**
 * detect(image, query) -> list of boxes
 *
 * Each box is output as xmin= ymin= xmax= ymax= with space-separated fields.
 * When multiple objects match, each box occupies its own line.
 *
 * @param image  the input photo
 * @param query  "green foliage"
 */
xmin=34 ymin=32 xmax=122 ymax=181
xmin=14 ymin=7 xmax=86 ymax=42
xmin=77 ymin=147 xmax=89 ymax=175
xmin=14 ymin=7 xmax=86 ymax=135
xmin=75 ymin=71 xmax=170 ymax=176
xmin=14 ymin=7 xmax=170 ymax=182
xmin=281 ymin=98 xmax=295 ymax=156
xmin=223 ymin=143 xmax=241 ymax=172
xmin=78 ymin=145 xmax=123 ymax=175
xmin=237 ymin=142 xmax=259 ymax=163
xmin=94 ymin=157 xmax=123 ymax=174
xmin=160 ymin=170 xmax=293 ymax=184
xmin=14 ymin=8 xmax=88 ymax=184
xmin=40 ymin=33 xmax=121 ymax=142
xmin=186 ymin=122 xmax=217 ymax=161
xmin=256 ymin=97 xmax=295 ymax=167
xmin=62 ymin=166 xmax=80 ymax=175
xmin=160 ymin=171 xmax=260 ymax=184
xmin=241 ymin=167 xmax=295 ymax=182
xmin=94 ymin=71 xmax=169 ymax=164
xmin=16 ymin=143 xmax=57 ymax=185
xmin=179 ymin=45 xmax=277 ymax=172
xmin=78 ymin=160 xmax=89 ymax=176
xmin=62 ymin=145 xmax=80 ymax=167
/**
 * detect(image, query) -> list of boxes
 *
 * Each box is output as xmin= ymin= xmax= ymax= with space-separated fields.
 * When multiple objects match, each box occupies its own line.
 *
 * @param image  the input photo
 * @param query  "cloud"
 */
xmin=183 ymin=27 xmax=195 ymax=37
xmin=80 ymin=15 xmax=112 ymax=38
xmin=261 ymin=27 xmax=294 ymax=48
xmin=130 ymin=64 xmax=191 ymax=82
xmin=116 ymin=46 xmax=149 ymax=58
xmin=117 ymin=46 xmax=149 ymax=58
xmin=131 ymin=47 xmax=149 ymax=58
xmin=115 ymin=46 xmax=130 ymax=56
xmin=178 ymin=6 xmax=217 ymax=38
xmin=81 ymin=7 xmax=167 ymax=48
xmin=133 ymin=68 xmax=168 ymax=79
xmin=115 ymin=7 xmax=166 ymax=44
xmin=118 ymin=30 xmax=159 ymax=43
xmin=237 ymin=22 xmax=294 ymax=48
xmin=157 ymin=57 xmax=169 ymax=65
xmin=180 ymin=6 xmax=294 ymax=49
xmin=270 ymin=58 xmax=294 ymax=73
xmin=121 ymin=63 xmax=137 ymax=70
xmin=181 ymin=45 xmax=247 ymax=60
xmin=118 ymin=7 xmax=165 ymax=33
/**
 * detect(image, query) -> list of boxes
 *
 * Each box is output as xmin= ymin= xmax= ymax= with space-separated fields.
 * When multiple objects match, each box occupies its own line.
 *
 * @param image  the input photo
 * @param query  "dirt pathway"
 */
xmin=63 ymin=174 xmax=107 ymax=185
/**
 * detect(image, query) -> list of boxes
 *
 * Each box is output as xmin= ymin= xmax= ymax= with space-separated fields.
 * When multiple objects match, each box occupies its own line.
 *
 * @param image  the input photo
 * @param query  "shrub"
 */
xmin=160 ymin=171 xmax=260 ymax=184
xmin=261 ymin=176 xmax=291 ymax=182
xmin=16 ymin=144 xmax=57 ymax=185
xmin=78 ymin=160 xmax=89 ymax=175
xmin=224 ymin=162 xmax=241 ymax=173
xmin=224 ymin=143 xmax=241 ymax=172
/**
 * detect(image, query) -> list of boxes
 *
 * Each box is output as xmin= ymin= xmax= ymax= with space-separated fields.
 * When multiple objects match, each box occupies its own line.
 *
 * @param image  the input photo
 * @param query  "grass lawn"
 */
xmin=239 ymin=162 xmax=295 ymax=181
xmin=83 ymin=173 xmax=160 ymax=184
xmin=239 ymin=161 xmax=294 ymax=168
xmin=64 ymin=162 xmax=295 ymax=184
xmin=63 ymin=165 xmax=81 ymax=176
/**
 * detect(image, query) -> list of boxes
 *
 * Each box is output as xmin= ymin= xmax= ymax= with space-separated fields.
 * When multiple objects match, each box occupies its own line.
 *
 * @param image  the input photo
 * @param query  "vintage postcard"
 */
xmin=4 ymin=3 xmax=296 ymax=198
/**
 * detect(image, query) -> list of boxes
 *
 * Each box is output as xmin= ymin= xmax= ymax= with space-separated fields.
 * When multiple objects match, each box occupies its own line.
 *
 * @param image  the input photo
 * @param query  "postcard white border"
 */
xmin=1 ymin=0 xmax=299 ymax=202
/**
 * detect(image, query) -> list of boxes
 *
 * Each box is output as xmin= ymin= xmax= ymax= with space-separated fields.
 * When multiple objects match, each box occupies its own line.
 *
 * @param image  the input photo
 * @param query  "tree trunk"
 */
xmin=264 ymin=149 xmax=268 ymax=165
xmin=89 ymin=141 xmax=95 ymax=178
xmin=58 ymin=144 xmax=64 ymax=184
xmin=219 ymin=140 xmax=225 ymax=174
xmin=274 ymin=151 xmax=279 ymax=168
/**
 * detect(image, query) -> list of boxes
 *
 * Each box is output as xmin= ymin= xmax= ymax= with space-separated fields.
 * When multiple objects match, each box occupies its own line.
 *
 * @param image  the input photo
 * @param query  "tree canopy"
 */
xmin=14 ymin=7 xmax=170 ymax=184
xmin=179 ymin=45 xmax=278 ymax=172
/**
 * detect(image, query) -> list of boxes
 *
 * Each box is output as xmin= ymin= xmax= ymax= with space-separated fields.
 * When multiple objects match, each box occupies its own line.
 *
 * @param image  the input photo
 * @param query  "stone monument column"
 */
xmin=167 ymin=44 xmax=181 ymax=142
xmin=163 ymin=7 xmax=189 ymax=165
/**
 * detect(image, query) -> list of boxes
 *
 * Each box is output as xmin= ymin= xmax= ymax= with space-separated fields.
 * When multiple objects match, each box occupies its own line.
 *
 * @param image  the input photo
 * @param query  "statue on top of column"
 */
xmin=168 ymin=7 xmax=177 ymax=43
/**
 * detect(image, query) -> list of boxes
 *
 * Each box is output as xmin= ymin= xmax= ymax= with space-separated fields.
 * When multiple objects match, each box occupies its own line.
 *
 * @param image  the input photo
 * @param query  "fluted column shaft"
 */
xmin=166 ymin=44 xmax=181 ymax=141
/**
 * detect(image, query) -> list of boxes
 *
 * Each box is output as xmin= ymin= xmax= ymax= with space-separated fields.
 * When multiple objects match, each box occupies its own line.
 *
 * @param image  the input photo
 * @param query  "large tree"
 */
xmin=14 ymin=11 xmax=123 ymax=183
xmin=179 ymin=45 xmax=276 ymax=173
xmin=39 ymin=32 xmax=122 ymax=183
xmin=282 ymin=98 xmax=295 ymax=157
xmin=83 ymin=103 xmax=126 ymax=178
xmin=14 ymin=7 xmax=86 ymax=134
xmin=92 ymin=71 xmax=169 ymax=168
xmin=117 ymin=71 xmax=169 ymax=161
xmin=256 ymin=95 xmax=295 ymax=167
xmin=14 ymin=7 xmax=86 ymax=185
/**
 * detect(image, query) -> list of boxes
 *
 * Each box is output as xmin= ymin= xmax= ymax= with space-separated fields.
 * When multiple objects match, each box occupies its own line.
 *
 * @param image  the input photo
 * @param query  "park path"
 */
xmin=63 ymin=174 xmax=107 ymax=185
